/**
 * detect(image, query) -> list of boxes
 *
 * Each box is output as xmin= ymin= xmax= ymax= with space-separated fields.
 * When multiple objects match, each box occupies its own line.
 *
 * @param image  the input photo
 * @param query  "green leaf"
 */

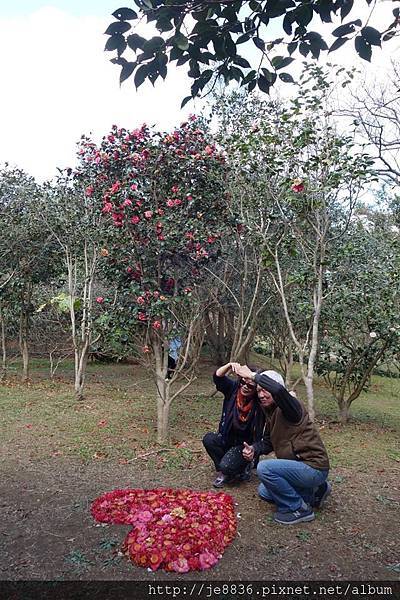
xmin=328 ymin=37 xmax=349 ymax=53
xmin=112 ymin=8 xmax=138 ymax=20
xmin=104 ymin=21 xmax=131 ymax=35
xmin=279 ymin=72 xmax=294 ymax=83
xmin=143 ymin=36 xmax=166 ymax=54
xmin=134 ymin=64 xmax=149 ymax=88
xmin=272 ymin=56 xmax=294 ymax=70
xmin=361 ymin=26 xmax=381 ymax=47
xmin=104 ymin=34 xmax=127 ymax=54
xmin=233 ymin=56 xmax=251 ymax=68
xmin=258 ymin=75 xmax=270 ymax=94
xmin=120 ymin=61 xmax=136 ymax=84
xmin=253 ymin=37 xmax=265 ymax=51
xmin=261 ymin=68 xmax=277 ymax=84
xmin=332 ymin=22 xmax=358 ymax=37
xmin=355 ymin=35 xmax=372 ymax=62
xmin=127 ymin=33 xmax=146 ymax=52
xmin=181 ymin=95 xmax=192 ymax=108
xmin=340 ymin=0 xmax=353 ymax=21
xmin=173 ymin=31 xmax=189 ymax=51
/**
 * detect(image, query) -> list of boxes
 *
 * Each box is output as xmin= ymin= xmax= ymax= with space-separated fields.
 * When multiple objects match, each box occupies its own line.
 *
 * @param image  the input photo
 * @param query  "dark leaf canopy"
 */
xmin=105 ymin=1 xmax=400 ymax=100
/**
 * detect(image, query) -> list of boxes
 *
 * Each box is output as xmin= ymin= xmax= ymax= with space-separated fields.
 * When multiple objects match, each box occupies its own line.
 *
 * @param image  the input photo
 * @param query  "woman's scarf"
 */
xmin=232 ymin=388 xmax=256 ymax=431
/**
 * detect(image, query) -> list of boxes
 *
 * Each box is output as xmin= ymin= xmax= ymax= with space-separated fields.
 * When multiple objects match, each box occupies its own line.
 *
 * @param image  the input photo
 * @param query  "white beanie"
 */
xmin=259 ymin=370 xmax=285 ymax=387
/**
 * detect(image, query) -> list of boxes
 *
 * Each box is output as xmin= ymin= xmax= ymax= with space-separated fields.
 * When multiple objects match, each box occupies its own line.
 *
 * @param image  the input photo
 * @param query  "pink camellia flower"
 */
xmin=96 ymin=296 xmax=104 ymax=304
xmin=107 ymin=134 xmax=115 ymax=143
xmin=152 ymin=320 xmax=161 ymax=330
xmin=189 ymin=114 xmax=197 ymax=121
xmin=136 ymin=296 xmax=145 ymax=305
xmin=136 ymin=200 xmax=142 ymax=207
xmin=174 ymin=199 xmax=182 ymax=206
xmin=130 ymin=183 xmax=138 ymax=191
xmin=198 ymin=552 xmax=218 ymax=570
xmin=185 ymin=232 xmax=194 ymax=240
xmin=183 ymin=287 xmax=192 ymax=294
xmin=131 ymin=215 xmax=140 ymax=225
xmin=102 ymin=202 xmax=113 ymax=214
xmin=166 ymin=199 xmax=175 ymax=208
xmin=144 ymin=210 xmax=153 ymax=219
xmin=110 ymin=181 xmax=121 ymax=195
xmin=204 ymin=145 xmax=214 ymax=155
xmin=136 ymin=510 xmax=153 ymax=523
xmin=142 ymin=345 xmax=150 ymax=354
xmin=171 ymin=558 xmax=190 ymax=573
xmin=141 ymin=149 xmax=150 ymax=160
xmin=112 ymin=212 xmax=123 ymax=227
xmin=122 ymin=199 xmax=132 ymax=207
xmin=157 ymin=208 xmax=165 ymax=216
xmin=157 ymin=234 xmax=165 ymax=241
xmin=153 ymin=291 xmax=160 ymax=298
xmin=207 ymin=236 xmax=216 ymax=244
xmin=138 ymin=312 xmax=147 ymax=321
xmin=113 ymin=151 xmax=119 ymax=160
xmin=186 ymin=194 xmax=193 ymax=201
xmin=85 ymin=185 xmax=94 ymax=197
xmin=291 ymin=178 xmax=305 ymax=193
xmin=171 ymin=185 xmax=179 ymax=194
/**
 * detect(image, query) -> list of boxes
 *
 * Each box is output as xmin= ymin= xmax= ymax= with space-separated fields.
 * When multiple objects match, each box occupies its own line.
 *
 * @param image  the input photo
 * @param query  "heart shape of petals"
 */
xmin=91 ymin=488 xmax=237 ymax=572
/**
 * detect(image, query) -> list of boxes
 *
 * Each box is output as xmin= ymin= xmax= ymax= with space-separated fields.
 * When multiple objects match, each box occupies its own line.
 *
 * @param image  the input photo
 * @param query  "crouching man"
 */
xmin=233 ymin=365 xmax=331 ymax=525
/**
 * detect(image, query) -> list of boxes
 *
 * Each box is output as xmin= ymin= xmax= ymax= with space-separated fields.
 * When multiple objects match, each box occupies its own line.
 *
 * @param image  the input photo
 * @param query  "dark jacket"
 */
xmin=213 ymin=371 xmax=265 ymax=448
xmin=252 ymin=373 xmax=330 ymax=471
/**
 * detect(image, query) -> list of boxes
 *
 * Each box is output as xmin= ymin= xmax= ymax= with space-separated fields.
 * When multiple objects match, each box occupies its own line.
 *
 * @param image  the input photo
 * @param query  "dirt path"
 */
xmin=1 ymin=458 xmax=399 ymax=581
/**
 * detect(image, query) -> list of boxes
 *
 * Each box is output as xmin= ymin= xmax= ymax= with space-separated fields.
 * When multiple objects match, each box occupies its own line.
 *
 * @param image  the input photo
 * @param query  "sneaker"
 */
xmin=273 ymin=506 xmax=315 ymax=525
xmin=212 ymin=472 xmax=233 ymax=488
xmin=313 ymin=481 xmax=332 ymax=508
xmin=236 ymin=462 xmax=253 ymax=482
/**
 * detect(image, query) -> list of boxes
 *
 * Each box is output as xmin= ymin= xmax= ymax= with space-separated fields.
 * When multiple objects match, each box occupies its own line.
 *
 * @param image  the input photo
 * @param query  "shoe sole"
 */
xmin=273 ymin=513 xmax=315 ymax=525
xmin=317 ymin=483 xmax=332 ymax=509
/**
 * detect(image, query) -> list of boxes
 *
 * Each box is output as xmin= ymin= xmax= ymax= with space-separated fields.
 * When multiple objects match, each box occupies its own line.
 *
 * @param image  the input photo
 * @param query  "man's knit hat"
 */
xmin=259 ymin=370 xmax=285 ymax=387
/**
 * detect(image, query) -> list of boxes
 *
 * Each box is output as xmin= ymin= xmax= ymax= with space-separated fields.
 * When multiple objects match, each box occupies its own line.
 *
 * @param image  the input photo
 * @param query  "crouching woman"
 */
xmin=203 ymin=362 xmax=265 ymax=488
xmin=237 ymin=366 xmax=331 ymax=525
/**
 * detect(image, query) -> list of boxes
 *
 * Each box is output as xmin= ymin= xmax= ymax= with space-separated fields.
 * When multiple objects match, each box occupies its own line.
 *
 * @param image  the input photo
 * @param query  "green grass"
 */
xmin=0 ymin=356 xmax=399 ymax=470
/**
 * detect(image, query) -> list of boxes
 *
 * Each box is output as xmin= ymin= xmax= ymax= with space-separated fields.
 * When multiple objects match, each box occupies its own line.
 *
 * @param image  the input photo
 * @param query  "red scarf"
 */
xmin=235 ymin=389 xmax=254 ymax=423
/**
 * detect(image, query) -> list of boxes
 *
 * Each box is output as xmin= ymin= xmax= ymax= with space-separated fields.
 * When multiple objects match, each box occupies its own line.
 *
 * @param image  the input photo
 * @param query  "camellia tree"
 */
xmin=318 ymin=216 xmax=400 ymax=422
xmin=75 ymin=117 xmax=230 ymax=442
xmin=211 ymin=65 xmax=372 ymax=419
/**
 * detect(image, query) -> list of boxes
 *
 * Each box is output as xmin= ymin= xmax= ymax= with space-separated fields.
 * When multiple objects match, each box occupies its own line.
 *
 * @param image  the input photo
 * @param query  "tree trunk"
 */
xmin=157 ymin=393 xmax=171 ymax=444
xmin=339 ymin=402 xmax=350 ymax=424
xmin=284 ymin=346 xmax=294 ymax=388
xmin=19 ymin=304 xmax=30 ymax=383
xmin=74 ymin=341 xmax=89 ymax=401
xmin=0 ymin=306 xmax=6 ymax=381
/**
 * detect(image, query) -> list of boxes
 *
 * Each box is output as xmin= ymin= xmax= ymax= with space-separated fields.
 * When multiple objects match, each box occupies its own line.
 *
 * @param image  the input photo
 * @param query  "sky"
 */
xmin=0 ymin=1 xmax=398 ymax=181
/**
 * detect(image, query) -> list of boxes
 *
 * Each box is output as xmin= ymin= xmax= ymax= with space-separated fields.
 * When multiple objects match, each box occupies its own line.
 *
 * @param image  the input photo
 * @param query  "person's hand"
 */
xmin=234 ymin=364 xmax=255 ymax=380
xmin=242 ymin=441 xmax=255 ymax=462
xmin=230 ymin=362 xmax=241 ymax=374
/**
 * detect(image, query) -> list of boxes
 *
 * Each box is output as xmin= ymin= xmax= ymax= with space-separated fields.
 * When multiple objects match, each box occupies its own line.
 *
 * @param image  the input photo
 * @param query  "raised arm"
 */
xmin=234 ymin=365 xmax=302 ymax=424
xmin=213 ymin=362 xmax=240 ymax=396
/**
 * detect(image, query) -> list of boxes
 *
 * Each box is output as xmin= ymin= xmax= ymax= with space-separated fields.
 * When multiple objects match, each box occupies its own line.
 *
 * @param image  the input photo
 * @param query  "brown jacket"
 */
xmin=264 ymin=400 xmax=330 ymax=470
xmin=252 ymin=373 xmax=330 ymax=471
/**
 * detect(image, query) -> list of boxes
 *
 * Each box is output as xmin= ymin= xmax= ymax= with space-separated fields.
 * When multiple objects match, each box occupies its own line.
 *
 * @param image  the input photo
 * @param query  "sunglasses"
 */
xmin=239 ymin=379 xmax=256 ymax=390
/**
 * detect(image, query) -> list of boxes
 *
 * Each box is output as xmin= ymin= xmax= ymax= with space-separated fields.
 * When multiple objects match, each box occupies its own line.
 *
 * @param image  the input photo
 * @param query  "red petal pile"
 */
xmin=91 ymin=488 xmax=236 ymax=573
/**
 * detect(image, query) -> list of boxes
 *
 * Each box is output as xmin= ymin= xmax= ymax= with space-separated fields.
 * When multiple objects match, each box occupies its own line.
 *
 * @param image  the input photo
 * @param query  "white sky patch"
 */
xmin=0 ymin=3 xmax=398 ymax=181
xmin=0 ymin=6 xmax=196 ymax=181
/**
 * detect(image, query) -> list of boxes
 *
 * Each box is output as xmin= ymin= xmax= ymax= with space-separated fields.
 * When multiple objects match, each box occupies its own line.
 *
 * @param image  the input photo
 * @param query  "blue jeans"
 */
xmin=257 ymin=458 xmax=328 ymax=513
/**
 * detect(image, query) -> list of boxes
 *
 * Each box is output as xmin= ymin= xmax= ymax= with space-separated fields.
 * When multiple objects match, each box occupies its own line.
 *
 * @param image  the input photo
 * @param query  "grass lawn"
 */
xmin=0 ymin=355 xmax=399 ymax=581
